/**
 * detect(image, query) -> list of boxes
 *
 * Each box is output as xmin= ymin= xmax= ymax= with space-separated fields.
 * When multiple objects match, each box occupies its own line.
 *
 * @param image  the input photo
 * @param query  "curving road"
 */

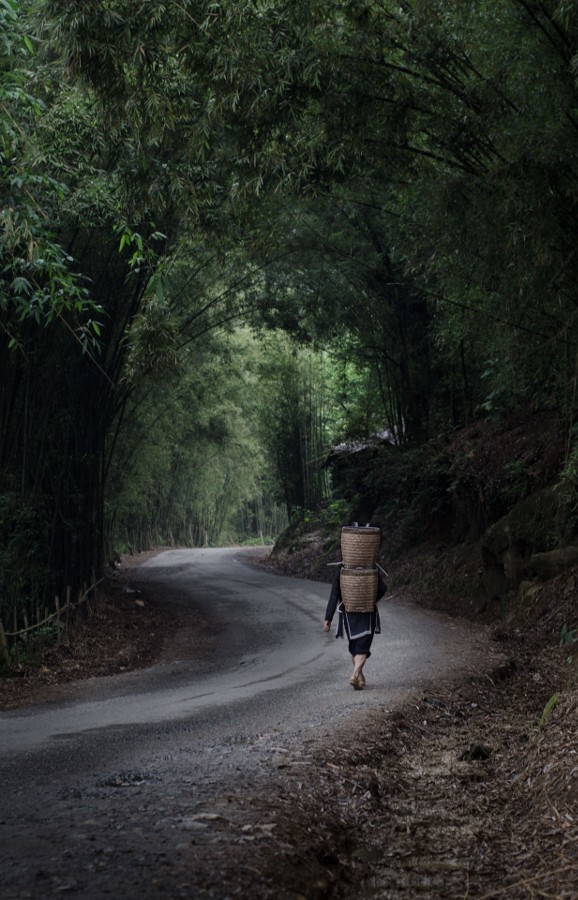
xmin=0 ymin=548 xmax=491 ymax=898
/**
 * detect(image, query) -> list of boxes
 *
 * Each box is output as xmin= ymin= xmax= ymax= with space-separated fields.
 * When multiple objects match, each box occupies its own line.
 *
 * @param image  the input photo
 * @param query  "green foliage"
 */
xmin=108 ymin=327 xmax=288 ymax=549
xmin=369 ymin=444 xmax=453 ymax=554
xmin=561 ymin=622 xmax=578 ymax=668
xmin=537 ymin=692 xmax=560 ymax=731
xmin=257 ymin=333 xmax=330 ymax=517
xmin=320 ymin=499 xmax=351 ymax=530
xmin=39 ymin=0 xmax=578 ymax=433
xmin=560 ymin=623 xmax=577 ymax=648
xmin=0 ymin=492 xmax=53 ymax=623
xmin=555 ymin=432 xmax=578 ymax=538
xmin=239 ymin=536 xmax=275 ymax=547
xmin=0 ymin=1 xmax=102 ymax=350
xmin=5 ymin=0 xmax=578 ymax=621
xmin=6 ymin=621 xmax=59 ymax=670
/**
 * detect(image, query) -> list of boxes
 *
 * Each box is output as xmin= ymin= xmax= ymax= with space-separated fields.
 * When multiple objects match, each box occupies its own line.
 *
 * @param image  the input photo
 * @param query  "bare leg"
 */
xmin=349 ymin=653 xmax=367 ymax=689
xmin=353 ymin=654 xmax=367 ymax=680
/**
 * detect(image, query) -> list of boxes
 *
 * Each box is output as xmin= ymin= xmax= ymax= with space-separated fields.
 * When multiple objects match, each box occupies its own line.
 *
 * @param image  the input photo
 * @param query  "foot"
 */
xmin=349 ymin=672 xmax=364 ymax=690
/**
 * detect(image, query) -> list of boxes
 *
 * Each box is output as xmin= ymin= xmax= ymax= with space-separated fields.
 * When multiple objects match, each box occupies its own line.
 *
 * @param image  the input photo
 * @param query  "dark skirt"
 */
xmin=336 ymin=603 xmax=380 ymax=658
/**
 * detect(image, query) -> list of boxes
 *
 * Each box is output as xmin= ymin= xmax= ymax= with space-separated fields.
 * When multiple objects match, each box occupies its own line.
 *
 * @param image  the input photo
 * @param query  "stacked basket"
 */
xmin=339 ymin=526 xmax=381 ymax=613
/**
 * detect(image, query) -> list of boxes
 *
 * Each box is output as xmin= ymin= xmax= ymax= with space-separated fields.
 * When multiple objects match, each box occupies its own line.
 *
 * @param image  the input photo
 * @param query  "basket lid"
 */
xmin=341 ymin=525 xmax=380 ymax=535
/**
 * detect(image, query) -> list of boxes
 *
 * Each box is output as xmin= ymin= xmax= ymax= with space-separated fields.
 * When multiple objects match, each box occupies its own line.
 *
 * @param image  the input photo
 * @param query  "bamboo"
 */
xmin=65 ymin=586 xmax=71 ymax=636
xmin=23 ymin=610 xmax=29 ymax=652
xmin=91 ymin=569 xmax=98 ymax=612
xmin=12 ymin=608 xmax=18 ymax=665
xmin=55 ymin=596 xmax=61 ymax=644
xmin=0 ymin=619 xmax=11 ymax=669
xmin=82 ymin=584 xmax=90 ymax=617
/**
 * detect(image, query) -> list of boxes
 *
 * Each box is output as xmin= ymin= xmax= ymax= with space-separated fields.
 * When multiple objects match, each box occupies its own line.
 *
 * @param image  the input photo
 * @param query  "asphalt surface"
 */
xmin=0 ymin=548 xmax=491 ymax=899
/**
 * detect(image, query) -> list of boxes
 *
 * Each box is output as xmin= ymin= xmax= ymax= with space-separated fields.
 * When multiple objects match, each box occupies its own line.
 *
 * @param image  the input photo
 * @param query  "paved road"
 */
xmin=0 ymin=548 xmax=490 ymax=898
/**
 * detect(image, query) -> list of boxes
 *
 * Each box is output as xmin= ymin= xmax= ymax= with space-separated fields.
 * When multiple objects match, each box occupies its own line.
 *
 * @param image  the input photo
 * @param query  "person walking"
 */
xmin=323 ymin=567 xmax=387 ymax=689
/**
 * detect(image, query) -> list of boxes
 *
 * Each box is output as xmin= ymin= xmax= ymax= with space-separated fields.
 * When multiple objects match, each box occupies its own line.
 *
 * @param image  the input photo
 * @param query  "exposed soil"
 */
xmin=239 ymin=637 xmax=578 ymax=899
xmin=3 ymin=546 xmax=578 ymax=897
xmin=0 ymin=550 xmax=179 ymax=711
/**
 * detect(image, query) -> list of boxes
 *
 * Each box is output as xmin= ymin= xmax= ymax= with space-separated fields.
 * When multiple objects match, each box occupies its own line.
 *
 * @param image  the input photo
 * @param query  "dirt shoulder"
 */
xmin=0 ymin=550 xmax=182 ymax=711
xmin=228 ymin=633 xmax=577 ymax=899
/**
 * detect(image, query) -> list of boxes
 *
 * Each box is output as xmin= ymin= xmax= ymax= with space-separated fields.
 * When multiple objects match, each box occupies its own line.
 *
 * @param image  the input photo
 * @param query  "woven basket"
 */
xmin=340 ymin=566 xmax=378 ymax=613
xmin=341 ymin=526 xmax=381 ymax=568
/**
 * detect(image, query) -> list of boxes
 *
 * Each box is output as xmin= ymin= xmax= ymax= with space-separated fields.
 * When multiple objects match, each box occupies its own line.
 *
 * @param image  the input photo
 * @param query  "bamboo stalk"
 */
xmin=0 ymin=619 xmax=11 ymax=670
xmin=55 ymin=596 xmax=61 ymax=644
xmin=90 ymin=571 xmax=96 ymax=612
xmin=65 ymin=586 xmax=72 ymax=638
xmin=81 ymin=585 xmax=90 ymax=617
xmin=12 ymin=608 xmax=18 ymax=665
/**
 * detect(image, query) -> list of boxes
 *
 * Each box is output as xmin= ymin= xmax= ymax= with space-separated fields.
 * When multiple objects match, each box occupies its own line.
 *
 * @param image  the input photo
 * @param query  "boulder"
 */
xmin=526 ymin=546 xmax=578 ymax=581
xmin=480 ymin=486 xmax=564 ymax=598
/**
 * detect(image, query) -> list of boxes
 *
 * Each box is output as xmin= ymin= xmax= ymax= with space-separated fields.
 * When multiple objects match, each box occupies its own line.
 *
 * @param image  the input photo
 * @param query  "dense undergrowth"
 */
xmin=271 ymin=408 xmax=574 ymax=622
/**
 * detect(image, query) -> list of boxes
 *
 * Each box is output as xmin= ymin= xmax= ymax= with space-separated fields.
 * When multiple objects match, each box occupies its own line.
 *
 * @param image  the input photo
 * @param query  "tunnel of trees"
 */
xmin=3 ymin=0 xmax=578 ymax=637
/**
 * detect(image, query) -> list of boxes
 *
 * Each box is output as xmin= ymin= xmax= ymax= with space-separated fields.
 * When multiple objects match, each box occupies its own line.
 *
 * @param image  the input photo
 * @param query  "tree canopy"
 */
xmin=3 ymin=0 xmax=578 ymax=637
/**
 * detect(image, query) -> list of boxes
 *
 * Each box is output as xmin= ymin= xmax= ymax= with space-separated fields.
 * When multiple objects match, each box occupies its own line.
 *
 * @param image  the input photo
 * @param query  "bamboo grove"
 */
xmin=3 ymin=0 xmax=578 ymax=640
